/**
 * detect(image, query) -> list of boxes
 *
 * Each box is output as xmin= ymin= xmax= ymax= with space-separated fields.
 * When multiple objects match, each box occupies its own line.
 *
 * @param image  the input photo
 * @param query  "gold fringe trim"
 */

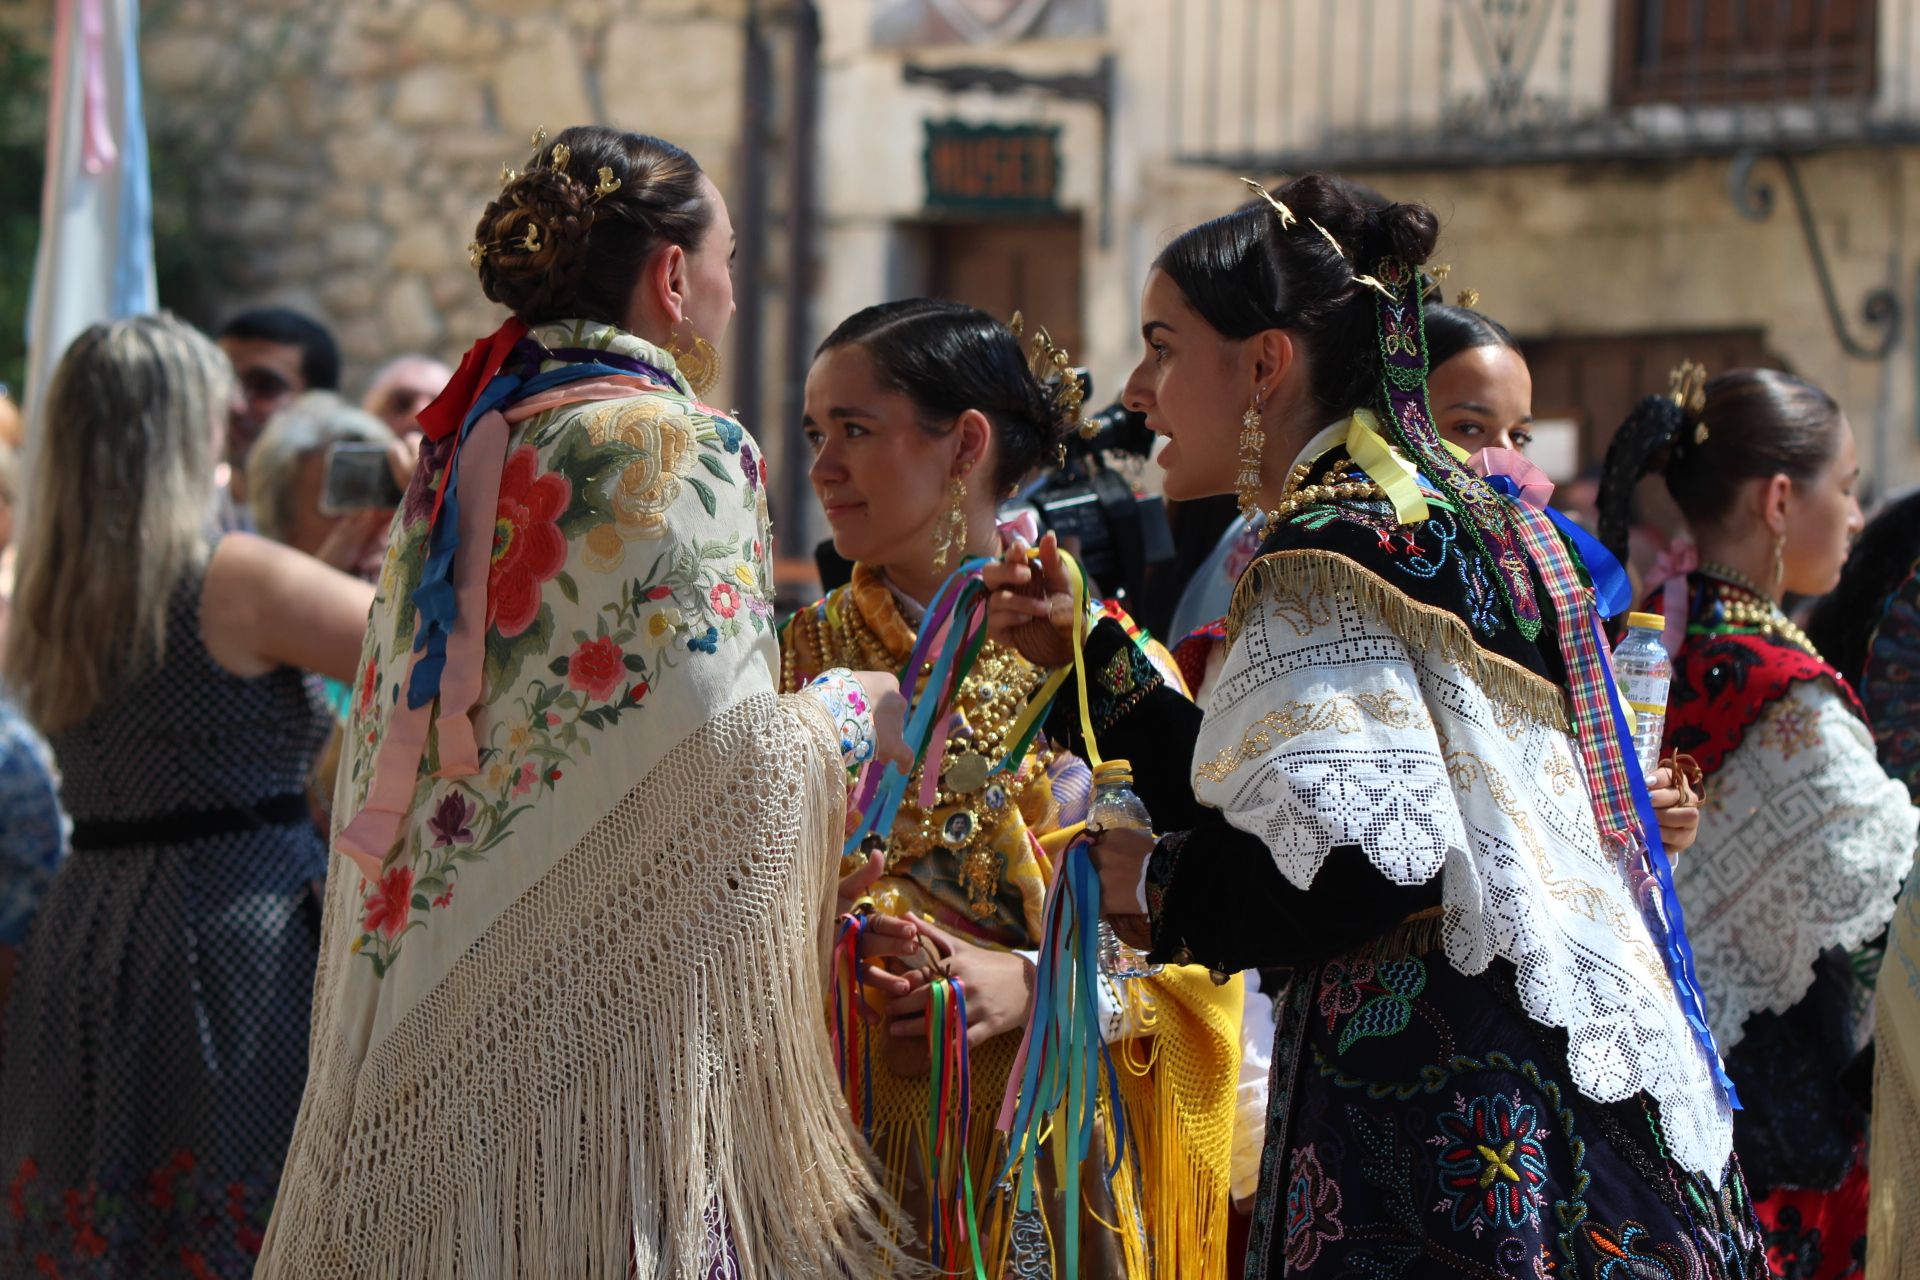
xmin=1366 ymin=906 xmax=1448 ymax=963
xmin=1228 ymin=549 xmax=1569 ymax=733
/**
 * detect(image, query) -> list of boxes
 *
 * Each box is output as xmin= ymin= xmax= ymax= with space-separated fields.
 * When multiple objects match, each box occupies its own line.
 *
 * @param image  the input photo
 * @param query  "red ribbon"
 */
xmin=413 ymin=318 xmax=528 ymax=532
xmin=417 ymin=318 xmax=529 ymax=443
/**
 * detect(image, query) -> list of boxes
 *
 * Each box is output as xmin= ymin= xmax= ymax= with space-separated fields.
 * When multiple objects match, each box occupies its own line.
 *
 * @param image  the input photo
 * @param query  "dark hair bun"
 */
xmin=475 ymin=165 xmax=596 ymax=321
xmin=1283 ymin=173 xmax=1439 ymax=270
xmin=468 ymin=126 xmax=712 ymax=328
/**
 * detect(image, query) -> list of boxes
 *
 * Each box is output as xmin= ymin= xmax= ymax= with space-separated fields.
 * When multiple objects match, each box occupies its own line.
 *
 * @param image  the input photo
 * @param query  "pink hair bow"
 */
xmin=1644 ymin=538 xmax=1698 ymax=659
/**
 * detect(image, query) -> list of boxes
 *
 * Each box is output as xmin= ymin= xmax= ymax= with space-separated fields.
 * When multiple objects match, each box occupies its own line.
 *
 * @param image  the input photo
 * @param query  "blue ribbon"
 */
xmin=1480 ymin=471 xmax=1738 ymax=1108
xmin=841 ymin=557 xmax=994 ymax=856
xmin=406 ymin=357 xmax=665 ymax=711
xmin=1590 ymin=612 xmax=1742 ymax=1109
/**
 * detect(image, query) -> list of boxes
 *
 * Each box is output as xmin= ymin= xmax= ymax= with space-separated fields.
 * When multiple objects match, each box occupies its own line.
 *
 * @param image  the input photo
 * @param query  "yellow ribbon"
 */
xmin=1343 ymin=408 xmax=1428 ymax=525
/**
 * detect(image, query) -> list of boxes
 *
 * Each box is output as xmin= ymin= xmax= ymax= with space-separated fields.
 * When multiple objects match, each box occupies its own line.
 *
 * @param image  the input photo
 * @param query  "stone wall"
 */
xmin=140 ymin=0 xmax=759 ymax=399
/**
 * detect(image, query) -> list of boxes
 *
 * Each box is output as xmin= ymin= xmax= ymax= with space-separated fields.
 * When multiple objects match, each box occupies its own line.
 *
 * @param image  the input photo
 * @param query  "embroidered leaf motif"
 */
xmin=699 ymin=453 xmax=735 ymax=483
xmin=1376 ymin=957 xmax=1427 ymax=999
xmin=555 ymin=571 xmax=580 ymax=604
xmin=687 ymin=476 xmax=718 ymax=517
xmin=1336 ymin=993 xmax=1413 ymax=1053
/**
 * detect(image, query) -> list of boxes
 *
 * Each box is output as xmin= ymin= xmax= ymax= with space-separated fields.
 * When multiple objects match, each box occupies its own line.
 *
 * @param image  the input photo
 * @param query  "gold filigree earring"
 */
xmin=932 ymin=475 xmax=969 ymax=572
xmin=1236 ymin=392 xmax=1268 ymax=527
xmin=1771 ymin=528 xmax=1786 ymax=596
xmin=666 ymin=321 xmax=722 ymax=397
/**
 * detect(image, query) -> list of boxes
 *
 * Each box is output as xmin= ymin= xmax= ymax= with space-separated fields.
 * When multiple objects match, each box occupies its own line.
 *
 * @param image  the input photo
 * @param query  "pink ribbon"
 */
xmin=1468 ymin=446 xmax=1554 ymax=509
xmin=335 ymin=378 xmax=661 ymax=884
xmin=1644 ymin=538 xmax=1698 ymax=659
xmin=77 ymin=0 xmax=118 ymax=175
xmin=996 ymin=510 xmax=1042 ymax=547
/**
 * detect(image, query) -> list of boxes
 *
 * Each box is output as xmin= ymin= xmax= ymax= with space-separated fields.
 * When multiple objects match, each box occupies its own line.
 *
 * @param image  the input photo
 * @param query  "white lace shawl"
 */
xmin=1197 ymin=553 xmax=1736 ymax=1179
xmin=1682 ymin=679 xmax=1917 ymax=1049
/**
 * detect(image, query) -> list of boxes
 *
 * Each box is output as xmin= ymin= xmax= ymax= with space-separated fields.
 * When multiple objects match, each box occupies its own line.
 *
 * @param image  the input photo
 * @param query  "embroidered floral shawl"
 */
xmin=259 ymin=322 xmax=905 ymax=1279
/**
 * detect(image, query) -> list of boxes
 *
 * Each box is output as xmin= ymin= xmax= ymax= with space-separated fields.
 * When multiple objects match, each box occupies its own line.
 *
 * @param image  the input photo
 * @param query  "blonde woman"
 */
xmin=0 ymin=315 xmax=379 ymax=1278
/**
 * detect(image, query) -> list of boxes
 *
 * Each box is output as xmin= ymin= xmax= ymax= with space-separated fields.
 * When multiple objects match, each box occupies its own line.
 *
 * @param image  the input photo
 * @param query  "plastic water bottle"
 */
xmin=1089 ymin=760 xmax=1162 ymax=979
xmin=1612 ymin=612 xmax=1672 ymax=781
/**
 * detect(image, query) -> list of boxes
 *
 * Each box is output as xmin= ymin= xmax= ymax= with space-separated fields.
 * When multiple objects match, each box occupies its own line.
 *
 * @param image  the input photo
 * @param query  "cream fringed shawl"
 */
xmin=257 ymin=323 xmax=908 ymax=1278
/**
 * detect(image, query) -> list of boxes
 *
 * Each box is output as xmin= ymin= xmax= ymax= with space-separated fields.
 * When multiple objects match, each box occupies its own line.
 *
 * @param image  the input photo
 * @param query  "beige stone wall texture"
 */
xmin=140 ymin=0 xmax=756 ymax=398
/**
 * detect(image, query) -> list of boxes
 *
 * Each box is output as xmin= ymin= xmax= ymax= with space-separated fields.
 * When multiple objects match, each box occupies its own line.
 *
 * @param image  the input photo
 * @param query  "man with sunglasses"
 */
xmin=216 ymin=307 xmax=340 ymax=506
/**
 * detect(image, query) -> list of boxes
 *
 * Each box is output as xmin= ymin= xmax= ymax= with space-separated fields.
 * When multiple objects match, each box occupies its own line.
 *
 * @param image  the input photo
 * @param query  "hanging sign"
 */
xmin=923 ymin=120 xmax=1061 ymax=215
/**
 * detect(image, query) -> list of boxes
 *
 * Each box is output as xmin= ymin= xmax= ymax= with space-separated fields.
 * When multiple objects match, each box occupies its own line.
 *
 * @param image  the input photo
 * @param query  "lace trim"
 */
xmin=260 ymin=692 xmax=911 ymax=1279
xmin=1226 ymin=549 xmax=1569 ymax=733
xmin=1199 ymin=584 xmax=1735 ymax=1179
xmin=1683 ymin=681 xmax=1915 ymax=1048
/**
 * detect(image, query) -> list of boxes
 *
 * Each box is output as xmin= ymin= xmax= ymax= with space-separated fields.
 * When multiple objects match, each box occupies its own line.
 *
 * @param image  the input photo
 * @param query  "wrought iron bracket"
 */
xmin=1729 ymin=150 xmax=1901 ymax=362
xmin=902 ymin=56 xmax=1116 ymax=247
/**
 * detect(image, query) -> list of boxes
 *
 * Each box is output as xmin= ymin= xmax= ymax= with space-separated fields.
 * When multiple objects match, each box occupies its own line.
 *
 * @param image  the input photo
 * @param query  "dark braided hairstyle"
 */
xmin=1596 ymin=368 xmax=1845 ymax=564
xmin=473 ymin=126 xmax=711 ymax=326
xmin=816 ymin=299 xmax=1079 ymax=495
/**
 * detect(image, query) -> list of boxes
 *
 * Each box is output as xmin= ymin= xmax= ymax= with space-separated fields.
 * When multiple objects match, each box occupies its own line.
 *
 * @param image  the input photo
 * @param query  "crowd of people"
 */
xmin=0 ymin=120 xmax=1915 ymax=1280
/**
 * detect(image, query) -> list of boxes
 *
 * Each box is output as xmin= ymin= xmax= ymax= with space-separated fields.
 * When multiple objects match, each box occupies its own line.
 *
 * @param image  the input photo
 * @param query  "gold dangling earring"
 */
xmin=932 ymin=475 xmax=969 ymax=573
xmin=1771 ymin=528 xmax=1786 ymax=597
xmin=1236 ymin=393 xmax=1268 ymax=527
xmin=666 ymin=320 xmax=722 ymax=397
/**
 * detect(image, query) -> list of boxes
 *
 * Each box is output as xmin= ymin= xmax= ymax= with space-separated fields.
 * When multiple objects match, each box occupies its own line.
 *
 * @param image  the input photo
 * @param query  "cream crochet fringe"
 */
xmin=258 ymin=692 xmax=913 ymax=1279
xmin=1869 ymin=1025 xmax=1920 ymax=1280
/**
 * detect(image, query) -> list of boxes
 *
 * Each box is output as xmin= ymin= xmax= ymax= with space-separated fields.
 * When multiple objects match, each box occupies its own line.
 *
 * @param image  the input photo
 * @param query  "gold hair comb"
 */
xmin=1240 ymin=176 xmax=1297 ymax=229
xmin=1011 ymin=311 xmax=1087 ymax=437
xmin=1457 ymin=288 xmax=1480 ymax=309
xmin=1669 ymin=359 xmax=1710 ymax=443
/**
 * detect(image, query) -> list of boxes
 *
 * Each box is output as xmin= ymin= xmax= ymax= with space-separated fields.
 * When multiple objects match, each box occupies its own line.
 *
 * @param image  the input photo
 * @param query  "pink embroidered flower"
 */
xmin=709 ymin=580 xmax=742 ymax=618
xmin=566 ymin=635 xmax=627 ymax=702
xmin=488 ymin=446 xmax=572 ymax=638
xmin=363 ymin=866 xmax=414 ymax=940
xmin=1283 ymin=1145 xmax=1344 ymax=1271
xmin=513 ymin=760 xmax=538 ymax=796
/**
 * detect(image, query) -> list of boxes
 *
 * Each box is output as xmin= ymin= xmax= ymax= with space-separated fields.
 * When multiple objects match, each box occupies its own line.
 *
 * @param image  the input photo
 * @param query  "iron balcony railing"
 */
xmin=1163 ymin=0 xmax=1920 ymax=171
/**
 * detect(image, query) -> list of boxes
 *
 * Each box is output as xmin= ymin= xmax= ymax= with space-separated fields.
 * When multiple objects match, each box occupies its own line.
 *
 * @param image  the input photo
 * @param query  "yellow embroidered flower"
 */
xmin=733 ymin=562 xmax=756 ymax=587
xmin=645 ymin=605 xmax=685 ymax=641
xmin=580 ymin=397 xmax=699 ymax=572
xmin=486 ymin=760 xmax=510 ymax=791
xmin=350 ymin=936 xmax=365 ymax=953
xmin=506 ymin=720 xmax=534 ymax=752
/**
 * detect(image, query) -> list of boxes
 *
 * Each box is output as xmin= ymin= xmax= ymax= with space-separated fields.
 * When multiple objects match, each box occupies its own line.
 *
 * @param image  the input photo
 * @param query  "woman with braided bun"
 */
xmin=782 ymin=298 xmax=1257 ymax=1277
xmin=1597 ymin=372 xmax=1916 ymax=1280
xmin=257 ymin=125 xmax=914 ymax=1279
xmin=987 ymin=174 xmax=1769 ymax=1277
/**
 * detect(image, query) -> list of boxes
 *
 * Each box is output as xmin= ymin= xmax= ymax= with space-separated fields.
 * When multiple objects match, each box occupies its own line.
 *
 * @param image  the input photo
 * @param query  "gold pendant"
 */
xmin=943 ymin=750 xmax=992 ymax=795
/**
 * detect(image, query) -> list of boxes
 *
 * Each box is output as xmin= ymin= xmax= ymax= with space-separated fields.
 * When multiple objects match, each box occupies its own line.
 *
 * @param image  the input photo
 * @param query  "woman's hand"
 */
xmin=1648 ymin=760 xmax=1703 ymax=859
xmin=834 ymin=851 xmax=918 ymax=998
xmin=983 ymin=532 xmax=1076 ymax=669
xmin=1087 ymin=824 xmax=1155 ymax=921
xmin=883 ymin=920 xmax=1036 ymax=1047
xmin=848 ymin=671 xmax=911 ymax=771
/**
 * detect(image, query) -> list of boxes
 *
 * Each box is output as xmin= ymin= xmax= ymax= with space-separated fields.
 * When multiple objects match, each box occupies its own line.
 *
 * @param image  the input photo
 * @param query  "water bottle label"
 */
xmin=1626 ymin=700 xmax=1665 ymax=715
